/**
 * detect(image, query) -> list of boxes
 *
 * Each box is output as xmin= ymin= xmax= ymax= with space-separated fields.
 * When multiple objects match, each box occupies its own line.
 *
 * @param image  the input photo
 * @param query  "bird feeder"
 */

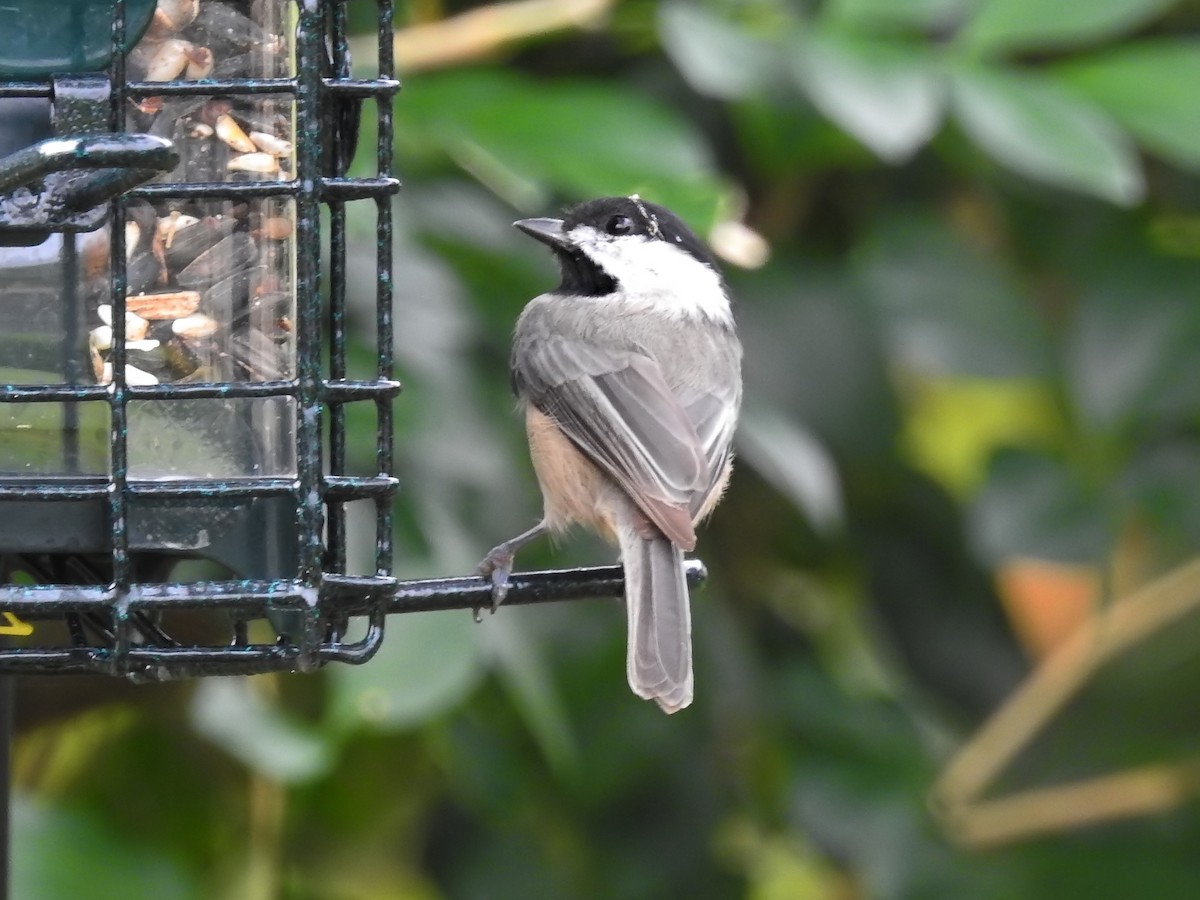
xmin=0 ymin=0 xmax=402 ymax=677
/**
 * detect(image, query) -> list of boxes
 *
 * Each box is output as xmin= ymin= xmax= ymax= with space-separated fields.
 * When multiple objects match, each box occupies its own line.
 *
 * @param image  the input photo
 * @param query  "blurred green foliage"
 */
xmin=16 ymin=0 xmax=1200 ymax=897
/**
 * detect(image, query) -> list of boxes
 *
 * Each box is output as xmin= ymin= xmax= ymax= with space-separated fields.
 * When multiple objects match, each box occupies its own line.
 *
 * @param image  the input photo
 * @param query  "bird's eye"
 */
xmin=605 ymin=215 xmax=634 ymax=236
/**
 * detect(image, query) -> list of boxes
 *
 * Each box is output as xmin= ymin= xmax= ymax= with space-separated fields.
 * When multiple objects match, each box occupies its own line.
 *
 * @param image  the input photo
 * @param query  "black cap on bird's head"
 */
xmin=563 ymin=196 xmax=720 ymax=269
xmin=514 ymin=195 xmax=724 ymax=299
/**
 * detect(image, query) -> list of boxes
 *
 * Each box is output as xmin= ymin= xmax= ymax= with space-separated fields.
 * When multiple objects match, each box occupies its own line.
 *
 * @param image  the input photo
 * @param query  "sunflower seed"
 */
xmin=249 ymin=132 xmax=292 ymax=157
xmin=94 ymin=307 xmax=152 ymax=340
xmin=216 ymin=114 xmax=256 ymax=152
xmin=163 ymin=216 xmax=238 ymax=271
xmin=124 ymin=364 xmax=160 ymax=385
xmin=156 ymin=212 xmax=200 ymax=247
xmin=144 ymin=39 xmax=195 ymax=81
xmin=172 ymin=314 xmax=220 ymax=339
xmin=147 ymin=0 xmax=200 ymax=38
xmin=185 ymin=46 xmax=214 ymax=80
xmin=90 ymin=325 xmax=112 ymax=352
xmin=226 ymin=152 xmax=279 ymax=174
xmin=176 ymin=234 xmax=257 ymax=289
xmin=257 ymin=217 xmax=293 ymax=240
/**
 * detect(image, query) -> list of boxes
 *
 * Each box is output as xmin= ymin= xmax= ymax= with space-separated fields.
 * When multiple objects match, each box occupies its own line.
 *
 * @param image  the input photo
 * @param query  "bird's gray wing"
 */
xmin=680 ymin=389 xmax=739 ymax=515
xmin=515 ymin=334 xmax=707 ymax=549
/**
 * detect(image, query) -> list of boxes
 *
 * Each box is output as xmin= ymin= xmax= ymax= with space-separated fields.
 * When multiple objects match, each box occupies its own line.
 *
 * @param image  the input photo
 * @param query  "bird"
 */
xmin=478 ymin=195 xmax=743 ymax=713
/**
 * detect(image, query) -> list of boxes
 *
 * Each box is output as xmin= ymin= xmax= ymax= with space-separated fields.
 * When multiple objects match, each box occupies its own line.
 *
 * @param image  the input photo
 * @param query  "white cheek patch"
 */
xmin=568 ymin=226 xmax=732 ymax=324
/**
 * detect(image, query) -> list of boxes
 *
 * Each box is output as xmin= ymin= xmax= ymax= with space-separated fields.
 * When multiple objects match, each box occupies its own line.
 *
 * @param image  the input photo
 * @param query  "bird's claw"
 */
xmin=476 ymin=544 xmax=515 ymax=613
xmin=474 ymin=522 xmax=547 ymax=617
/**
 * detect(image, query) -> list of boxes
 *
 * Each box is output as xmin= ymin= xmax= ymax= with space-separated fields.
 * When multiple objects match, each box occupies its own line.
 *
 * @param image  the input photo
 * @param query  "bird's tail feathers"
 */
xmin=618 ymin=519 xmax=693 ymax=714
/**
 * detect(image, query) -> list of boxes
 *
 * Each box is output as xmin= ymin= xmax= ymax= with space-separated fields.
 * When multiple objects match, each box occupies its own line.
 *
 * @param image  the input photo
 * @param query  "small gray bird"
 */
xmin=478 ymin=195 xmax=743 ymax=713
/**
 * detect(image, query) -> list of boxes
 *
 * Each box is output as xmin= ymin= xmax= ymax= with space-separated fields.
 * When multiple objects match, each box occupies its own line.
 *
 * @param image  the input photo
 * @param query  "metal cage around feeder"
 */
xmin=0 ymin=0 xmax=403 ymax=679
xmin=0 ymin=0 xmax=695 ymax=684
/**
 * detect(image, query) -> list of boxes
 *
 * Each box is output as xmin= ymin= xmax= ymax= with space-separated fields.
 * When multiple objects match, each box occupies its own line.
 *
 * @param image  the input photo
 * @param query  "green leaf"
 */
xmin=957 ymin=0 xmax=1176 ymax=55
xmin=486 ymin=612 xmax=578 ymax=775
xmin=792 ymin=33 xmax=944 ymax=162
xmin=397 ymin=68 xmax=728 ymax=228
xmin=736 ymin=407 xmax=844 ymax=534
xmin=969 ymin=450 xmax=1108 ymax=564
xmin=1121 ymin=443 xmax=1200 ymax=559
xmin=14 ymin=796 xmax=197 ymax=900
xmin=658 ymin=2 xmax=781 ymax=99
xmin=327 ymin=609 xmax=484 ymax=730
xmin=824 ymin=0 xmax=974 ymax=29
xmin=190 ymin=677 xmax=334 ymax=783
xmin=903 ymin=377 xmax=1064 ymax=495
xmin=951 ymin=66 xmax=1143 ymax=205
xmin=1054 ymin=40 xmax=1200 ymax=171
xmin=855 ymin=214 xmax=1051 ymax=378
xmin=1063 ymin=253 xmax=1200 ymax=431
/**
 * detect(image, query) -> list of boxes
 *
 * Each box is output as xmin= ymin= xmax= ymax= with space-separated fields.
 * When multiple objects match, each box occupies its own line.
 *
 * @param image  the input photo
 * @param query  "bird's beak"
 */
xmin=514 ymin=217 xmax=570 ymax=249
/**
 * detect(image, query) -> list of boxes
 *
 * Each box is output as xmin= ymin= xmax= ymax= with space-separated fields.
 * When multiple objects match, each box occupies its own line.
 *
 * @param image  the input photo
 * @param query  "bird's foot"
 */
xmin=476 ymin=543 xmax=517 ymax=614
xmin=474 ymin=521 xmax=548 ymax=617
